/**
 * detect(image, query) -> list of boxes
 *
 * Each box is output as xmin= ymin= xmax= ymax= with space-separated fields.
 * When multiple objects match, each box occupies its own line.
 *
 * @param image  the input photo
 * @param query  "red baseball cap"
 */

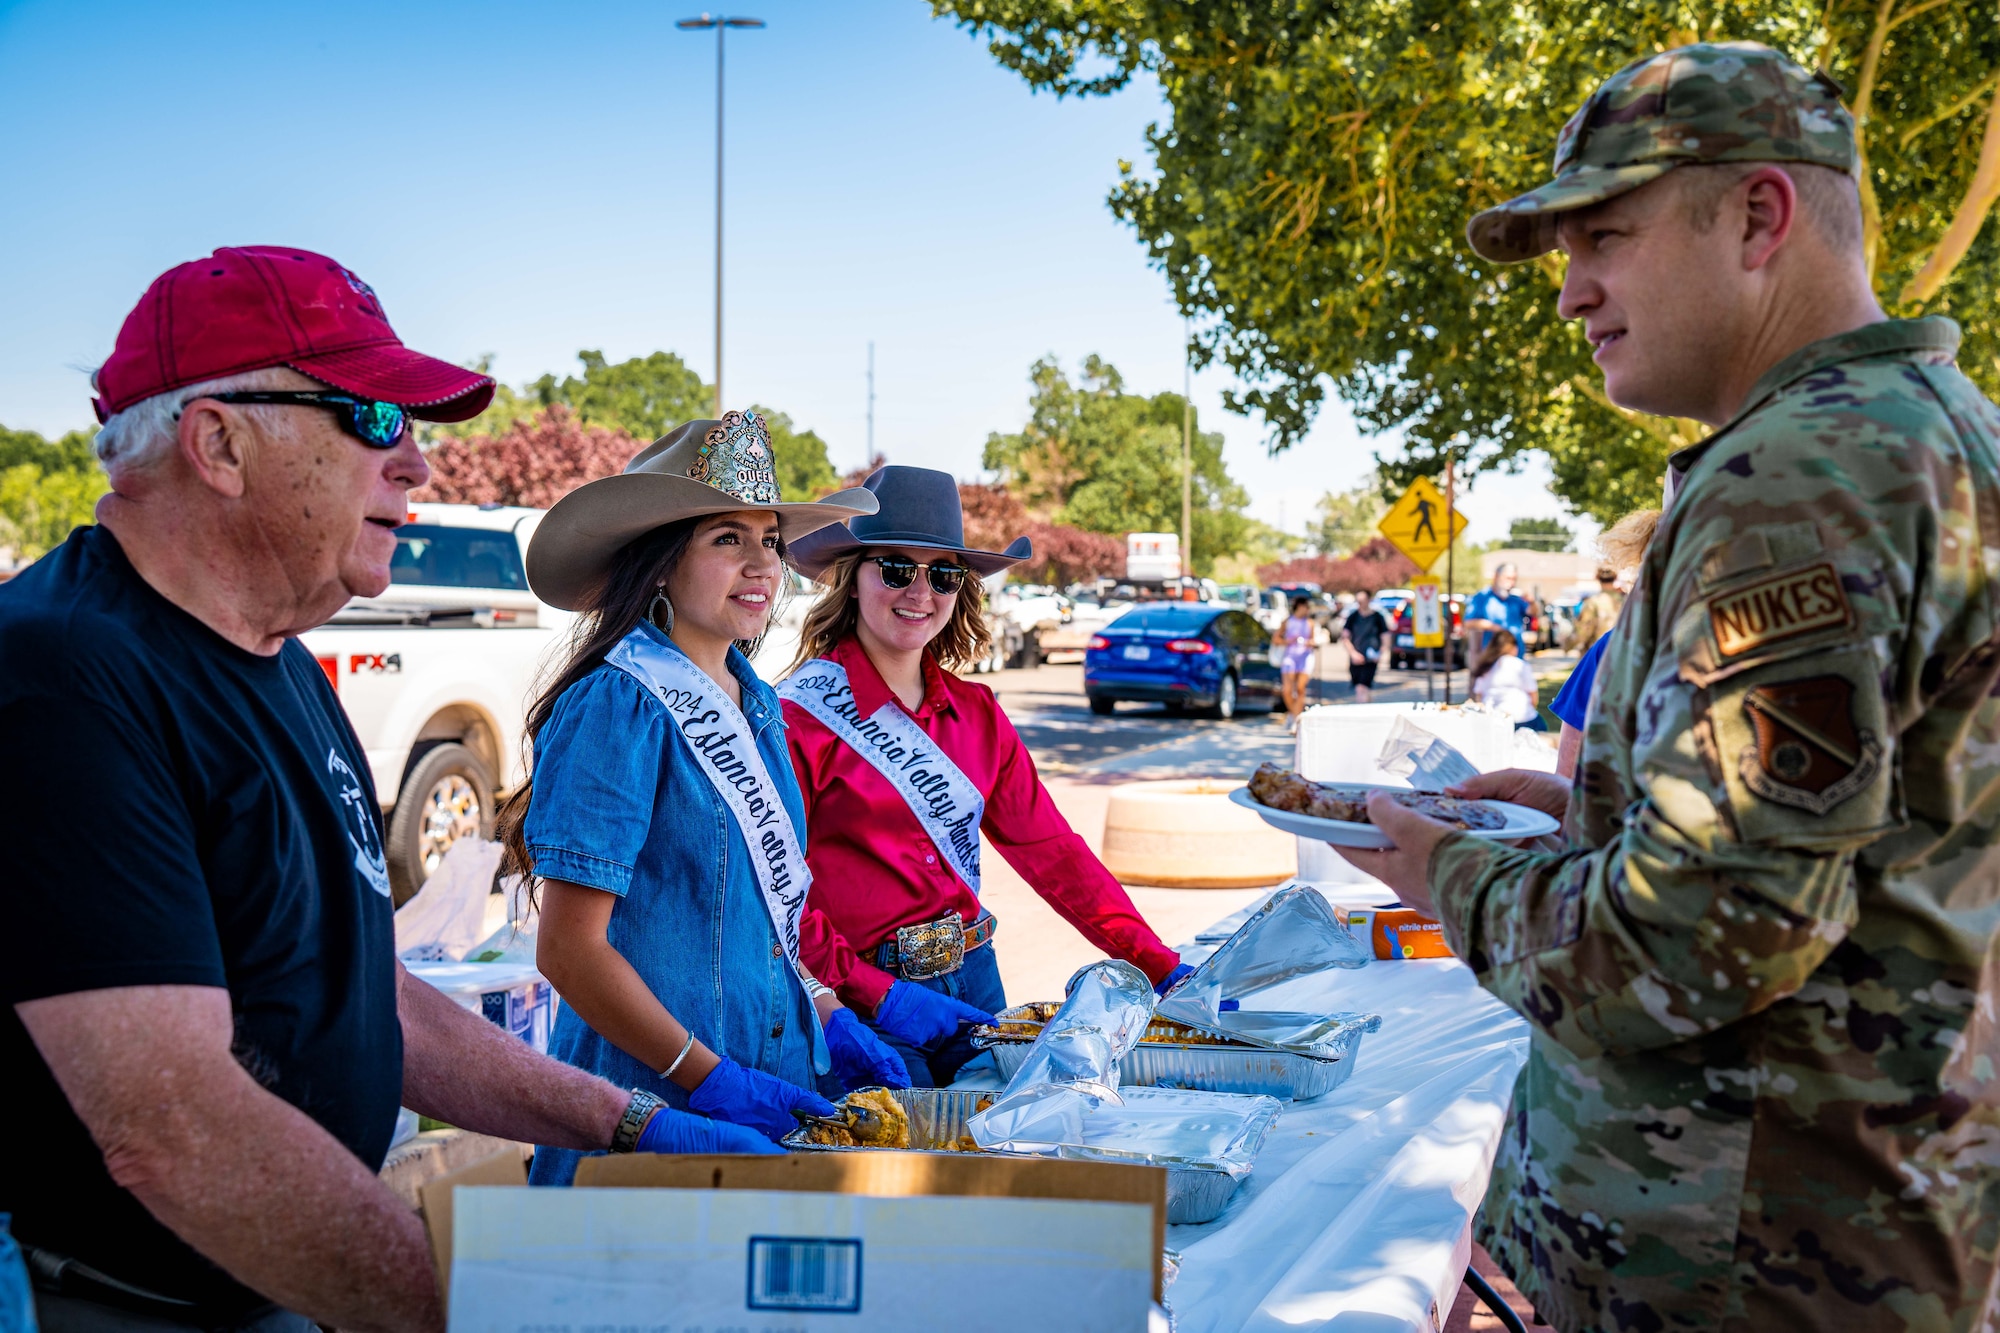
xmin=93 ymin=246 xmax=495 ymax=424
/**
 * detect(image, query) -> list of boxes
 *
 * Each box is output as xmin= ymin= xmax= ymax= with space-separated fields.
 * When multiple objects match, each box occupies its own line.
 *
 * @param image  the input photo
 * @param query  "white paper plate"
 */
xmin=1228 ymin=784 xmax=1559 ymax=849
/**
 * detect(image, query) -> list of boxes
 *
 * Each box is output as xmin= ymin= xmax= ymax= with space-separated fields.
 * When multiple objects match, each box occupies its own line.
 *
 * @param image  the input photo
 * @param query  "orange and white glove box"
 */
xmin=1339 ymin=907 xmax=1454 ymax=960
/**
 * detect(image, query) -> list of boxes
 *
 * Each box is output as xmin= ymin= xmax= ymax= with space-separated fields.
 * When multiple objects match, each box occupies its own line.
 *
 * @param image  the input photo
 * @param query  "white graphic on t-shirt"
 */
xmin=329 ymin=748 xmax=391 ymax=898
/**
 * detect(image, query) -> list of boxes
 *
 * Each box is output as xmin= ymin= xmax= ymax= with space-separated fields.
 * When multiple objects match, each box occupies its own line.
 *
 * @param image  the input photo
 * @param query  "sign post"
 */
xmin=1410 ymin=577 xmax=1444 ymax=701
xmin=1378 ymin=479 xmax=1468 ymax=702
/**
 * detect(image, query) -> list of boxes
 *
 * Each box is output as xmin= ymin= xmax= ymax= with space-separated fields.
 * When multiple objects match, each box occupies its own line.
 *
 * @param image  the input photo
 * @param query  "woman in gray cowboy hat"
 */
xmin=777 ymin=465 xmax=1194 ymax=1087
xmin=496 ymin=411 xmax=911 ymax=1182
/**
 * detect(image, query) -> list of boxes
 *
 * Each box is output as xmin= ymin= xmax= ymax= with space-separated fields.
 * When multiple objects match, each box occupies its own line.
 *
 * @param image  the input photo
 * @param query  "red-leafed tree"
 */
xmin=1259 ymin=537 xmax=1420 ymax=593
xmin=414 ymin=405 xmax=642 ymax=508
xmin=959 ymin=482 xmax=1125 ymax=584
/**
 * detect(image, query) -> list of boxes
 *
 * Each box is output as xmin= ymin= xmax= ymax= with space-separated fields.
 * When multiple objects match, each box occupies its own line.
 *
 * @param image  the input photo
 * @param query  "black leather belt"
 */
xmin=874 ymin=912 xmax=997 ymax=979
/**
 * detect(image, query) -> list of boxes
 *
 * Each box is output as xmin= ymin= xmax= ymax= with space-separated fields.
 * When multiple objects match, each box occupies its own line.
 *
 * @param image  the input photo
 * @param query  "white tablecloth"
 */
xmin=959 ymin=882 xmax=1530 ymax=1332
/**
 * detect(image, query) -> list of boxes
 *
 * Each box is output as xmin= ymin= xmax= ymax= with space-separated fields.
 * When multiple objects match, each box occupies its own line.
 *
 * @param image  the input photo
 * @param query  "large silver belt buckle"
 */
xmin=896 ymin=913 xmax=966 ymax=981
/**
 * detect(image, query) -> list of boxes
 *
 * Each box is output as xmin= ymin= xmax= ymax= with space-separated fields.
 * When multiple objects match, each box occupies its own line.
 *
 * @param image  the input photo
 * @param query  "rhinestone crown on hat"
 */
xmin=687 ymin=409 xmax=781 ymax=506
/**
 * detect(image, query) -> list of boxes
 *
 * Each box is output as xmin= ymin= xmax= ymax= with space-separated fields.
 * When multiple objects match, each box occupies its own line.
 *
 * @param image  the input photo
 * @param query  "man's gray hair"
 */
xmin=1495 ymin=562 xmax=1519 ymax=577
xmin=92 ymin=366 xmax=299 ymax=481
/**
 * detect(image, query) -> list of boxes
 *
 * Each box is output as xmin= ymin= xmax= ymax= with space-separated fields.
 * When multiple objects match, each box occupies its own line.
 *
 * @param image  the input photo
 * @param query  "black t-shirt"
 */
xmin=0 ymin=526 xmax=402 ymax=1321
xmin=1345 ymin=609 xmax=1389 ymax=657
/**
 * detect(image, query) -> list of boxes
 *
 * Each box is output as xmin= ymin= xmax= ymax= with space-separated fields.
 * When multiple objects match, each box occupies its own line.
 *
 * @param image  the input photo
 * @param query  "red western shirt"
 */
xmin=784 ymin=635 xmax=1181 ymax=1012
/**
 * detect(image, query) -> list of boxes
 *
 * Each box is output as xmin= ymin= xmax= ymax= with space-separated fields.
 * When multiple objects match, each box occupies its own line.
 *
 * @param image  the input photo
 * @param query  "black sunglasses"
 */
xmin=864 ymin=554 xmax=972 ymax=596
xmin=185 ymin=390 xmax=412 ymax=449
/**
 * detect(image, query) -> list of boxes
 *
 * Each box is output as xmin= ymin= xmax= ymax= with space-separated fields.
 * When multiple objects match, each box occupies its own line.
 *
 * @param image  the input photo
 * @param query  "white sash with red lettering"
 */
xmin=780 ymin=657 xmax=984 ymax=895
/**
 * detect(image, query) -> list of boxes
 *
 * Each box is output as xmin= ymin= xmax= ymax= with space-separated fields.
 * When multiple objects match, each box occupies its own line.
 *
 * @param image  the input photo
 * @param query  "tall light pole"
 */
xmin=677 ymin=13 xmax=764 ymax=418
xmin=1181 ymin=319 xmax=1194 ymax=587
xmin=866 ymin=341 xmax=876 ymax=471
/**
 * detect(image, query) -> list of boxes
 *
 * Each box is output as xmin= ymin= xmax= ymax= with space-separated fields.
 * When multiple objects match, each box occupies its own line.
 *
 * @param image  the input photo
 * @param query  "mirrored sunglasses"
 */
xmin=188 ymin=390 xmax=412 ymax=449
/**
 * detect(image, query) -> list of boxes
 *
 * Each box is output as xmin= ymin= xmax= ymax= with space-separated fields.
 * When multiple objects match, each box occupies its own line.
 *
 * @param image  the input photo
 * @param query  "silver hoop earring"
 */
xmin=648 ymin=589 xmax=675 ymax=636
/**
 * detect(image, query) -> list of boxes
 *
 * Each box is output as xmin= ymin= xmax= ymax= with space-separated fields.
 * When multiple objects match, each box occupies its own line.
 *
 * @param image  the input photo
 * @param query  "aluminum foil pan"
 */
xmin=982 ymin=1027 xmax=1363 ymax=1101
xmin=1154 ymin=884 xmax=1379 ymax=1059
xmin=976 ymin=1003 xmax=1380 ymax=1101
xmin=970 ymin=960 xmax=1157 ymax=1148
xmin=781 ymin=1087 xmax=991 ymax=1154
xmin=780 ymin=1087 xmax=1262 ymax=1224
xmin=1010 ymin=1088 xmax=1282 ymax=1225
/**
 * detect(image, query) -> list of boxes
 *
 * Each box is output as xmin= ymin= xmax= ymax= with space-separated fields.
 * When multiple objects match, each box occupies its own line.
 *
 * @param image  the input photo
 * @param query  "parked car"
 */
xmin=300 ymin=503 xmax=572 ymax=903
xmin=1389 ymin=594 xmax=1469 ymax=669
xmin=1082 ymin=604 xmax=1280 ymax=719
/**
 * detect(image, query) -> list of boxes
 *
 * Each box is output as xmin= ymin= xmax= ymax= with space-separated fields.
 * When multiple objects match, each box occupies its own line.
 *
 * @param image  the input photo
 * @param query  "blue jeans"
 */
xmin=862 ymin=943 xmax=1007 ymax=1088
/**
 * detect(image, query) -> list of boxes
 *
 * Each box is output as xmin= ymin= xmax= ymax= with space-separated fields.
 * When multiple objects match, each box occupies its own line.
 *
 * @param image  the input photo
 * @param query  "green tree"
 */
xmin=437 ymin=350 xmax=711 ymax=443
xmin=933 ymin=1 xmax=2000 ymax=523
xmin=1507 ymin=516 xmax=1574 ymax=551
xmin=754 ymin=407 xmax=841 ymax=500
xmin=0 ymin=424 xmax=108 ymax=559
xmin=1311 ymin=484 xmax=1387 ymax=556
xmin=984 ymin=354 xmax=1251 ymax=574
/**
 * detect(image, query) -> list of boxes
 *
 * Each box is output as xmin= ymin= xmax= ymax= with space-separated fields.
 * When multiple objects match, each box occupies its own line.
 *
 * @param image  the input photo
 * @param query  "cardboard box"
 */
xmin=1340 ymin=907 xmax=1454 ymax=959
xmin=421 ymin=1150 xmax=1168 ymax=1331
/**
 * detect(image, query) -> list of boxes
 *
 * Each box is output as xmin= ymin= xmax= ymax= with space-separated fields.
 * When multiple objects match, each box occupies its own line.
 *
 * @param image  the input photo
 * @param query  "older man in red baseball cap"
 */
xmin=0 ymin=249 xmax=774 ymax=1333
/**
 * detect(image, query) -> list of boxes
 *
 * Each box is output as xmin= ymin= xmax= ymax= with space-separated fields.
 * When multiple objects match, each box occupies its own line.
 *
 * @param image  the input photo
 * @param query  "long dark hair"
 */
xmin=1472 ymin=628 xmax=1519 ymax=682
xmin=496 ymin=515 xmax=785 ymax=893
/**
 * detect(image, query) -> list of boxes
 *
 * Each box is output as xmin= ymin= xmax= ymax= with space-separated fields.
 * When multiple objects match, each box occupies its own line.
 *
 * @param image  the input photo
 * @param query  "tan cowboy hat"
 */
xmin=526 ymin=410 xmax=878 ymax=611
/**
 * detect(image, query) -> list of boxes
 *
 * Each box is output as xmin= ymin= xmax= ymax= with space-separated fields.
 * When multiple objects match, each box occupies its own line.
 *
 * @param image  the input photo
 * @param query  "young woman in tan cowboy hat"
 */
xmin=498 ymin=412 xmax=909 ymax=1182
xmin=778 ymin=465 xmax=1193 ymax=1087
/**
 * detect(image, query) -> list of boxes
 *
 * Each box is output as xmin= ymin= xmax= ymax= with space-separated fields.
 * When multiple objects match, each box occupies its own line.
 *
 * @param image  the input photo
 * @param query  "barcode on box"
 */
xmin=745 ymin=1236 xmax=862 ymax=1313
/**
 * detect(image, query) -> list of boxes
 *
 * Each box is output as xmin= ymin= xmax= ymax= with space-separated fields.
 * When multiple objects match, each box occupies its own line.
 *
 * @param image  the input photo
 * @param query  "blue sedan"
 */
xmin=1083 ymin=604 xmax=1281 ymax=719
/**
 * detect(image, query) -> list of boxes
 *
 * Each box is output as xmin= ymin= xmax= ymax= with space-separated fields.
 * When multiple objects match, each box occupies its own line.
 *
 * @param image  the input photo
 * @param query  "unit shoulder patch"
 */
xmin=1708 ymin=562 xmax=1851 ymax=658
xmin=1738 ymin=674 xmax=1881 ymax=814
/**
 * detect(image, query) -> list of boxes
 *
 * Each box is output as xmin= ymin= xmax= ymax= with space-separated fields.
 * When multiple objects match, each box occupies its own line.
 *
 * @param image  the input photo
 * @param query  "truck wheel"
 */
xmin=1089 ymin=696 xmax=1117 ymax=716
xmin=388 ymin=742 xmax=495 ymax=907
xmin=1011 ymin=630 xmax=1042 ymax=671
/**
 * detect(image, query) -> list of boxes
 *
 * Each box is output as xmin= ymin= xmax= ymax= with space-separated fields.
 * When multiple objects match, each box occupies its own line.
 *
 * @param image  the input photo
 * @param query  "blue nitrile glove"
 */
xmin=687 ymin=1056 xmax=839 ymax=1143
xmin=634 ymin=1104 xmax=785 ymax=1155
xmin=825 ymin=1007 xmax=913 ymax=1091
xmin=1154 ymin=963 xmax=1196 ymax=997
xmin=873 ymin=982 xmax=997 ymax=1049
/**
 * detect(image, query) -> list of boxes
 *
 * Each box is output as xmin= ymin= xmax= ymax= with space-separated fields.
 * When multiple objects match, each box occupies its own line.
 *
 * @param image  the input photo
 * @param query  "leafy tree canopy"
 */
xmin=983 ymin=354 xmax=1251 ymax=574
xmin=1312 ymin=484 xmax=1388 ymax=556
xmin=933 ymin=0 xmax=2000 ymax=523
xmin=0 ymin=424 xmax=107 ymax=560
xmin=431 ymin=351 xmax=842 ymax=502
xmin=1507 ymin=516 xmax=1575 ymax=551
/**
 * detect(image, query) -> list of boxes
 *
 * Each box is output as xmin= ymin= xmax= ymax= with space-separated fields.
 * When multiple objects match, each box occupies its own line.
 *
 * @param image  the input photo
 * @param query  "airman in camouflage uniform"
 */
xmin=1416 ymin=43 xmax=1998 ymax=1332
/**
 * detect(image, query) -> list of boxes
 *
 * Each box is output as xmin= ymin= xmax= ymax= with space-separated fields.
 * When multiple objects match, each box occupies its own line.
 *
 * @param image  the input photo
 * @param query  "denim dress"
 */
xmin=524 ymin=625 xmax=826 ymax=1184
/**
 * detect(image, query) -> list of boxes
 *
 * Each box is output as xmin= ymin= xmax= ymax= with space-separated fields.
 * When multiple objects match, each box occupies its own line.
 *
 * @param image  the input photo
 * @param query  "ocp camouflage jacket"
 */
xmin=1434 ymin=318 xmax=2000 ymax=1333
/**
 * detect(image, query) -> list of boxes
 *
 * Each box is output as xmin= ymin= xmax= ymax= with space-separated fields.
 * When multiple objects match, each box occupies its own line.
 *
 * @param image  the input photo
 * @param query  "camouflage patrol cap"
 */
xmin=1466 ymin=42 xmax=1857 ymax=264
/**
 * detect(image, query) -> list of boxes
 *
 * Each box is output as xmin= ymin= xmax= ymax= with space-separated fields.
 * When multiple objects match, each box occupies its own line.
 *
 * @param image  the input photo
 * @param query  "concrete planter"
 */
xmin=1101 ymin=779 xmax=1297 ymax=889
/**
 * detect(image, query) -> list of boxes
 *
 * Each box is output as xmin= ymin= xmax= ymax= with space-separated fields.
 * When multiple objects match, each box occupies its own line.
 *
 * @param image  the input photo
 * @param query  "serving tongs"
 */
xmin=792 ymin=1101 xmax=888 ymax=1139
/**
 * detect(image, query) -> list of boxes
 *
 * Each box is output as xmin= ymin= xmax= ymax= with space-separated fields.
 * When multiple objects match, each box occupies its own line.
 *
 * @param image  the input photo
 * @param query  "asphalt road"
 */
xmin=978 ymin=650 xmax=1579 ymax=777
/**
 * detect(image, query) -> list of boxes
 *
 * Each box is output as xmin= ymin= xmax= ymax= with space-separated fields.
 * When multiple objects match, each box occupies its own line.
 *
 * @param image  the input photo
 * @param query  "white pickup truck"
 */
xmin=300 ymin=503 xmax=572 ymax=902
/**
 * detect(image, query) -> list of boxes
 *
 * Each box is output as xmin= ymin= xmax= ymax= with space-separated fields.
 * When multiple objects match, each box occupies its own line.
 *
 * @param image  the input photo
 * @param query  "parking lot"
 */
xmin=982 ymin=651 xmax=1578 ymax=776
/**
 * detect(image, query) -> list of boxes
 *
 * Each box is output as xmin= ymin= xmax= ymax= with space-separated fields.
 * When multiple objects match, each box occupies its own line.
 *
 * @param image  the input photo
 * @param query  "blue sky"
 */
xmin=0 ymin=0 xmax=1571 ymax=543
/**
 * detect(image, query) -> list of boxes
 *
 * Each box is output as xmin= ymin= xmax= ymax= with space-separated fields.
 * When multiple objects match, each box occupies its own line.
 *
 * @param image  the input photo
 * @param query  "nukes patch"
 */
xmin=1709 ymin=563 xmax=1851 ymax=658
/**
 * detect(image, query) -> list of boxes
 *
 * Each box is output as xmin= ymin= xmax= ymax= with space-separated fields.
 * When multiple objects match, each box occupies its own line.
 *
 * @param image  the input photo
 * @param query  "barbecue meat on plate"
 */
xmin=1247 ymin=763 xmax=1506 ymax=831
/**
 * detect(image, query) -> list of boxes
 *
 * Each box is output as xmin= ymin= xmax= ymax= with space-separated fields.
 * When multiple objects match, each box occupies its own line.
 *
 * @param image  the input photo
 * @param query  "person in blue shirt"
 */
xmin=1460 ymin=563 xmax=1531 ymax=654
xmin=497 ymin=413 xmax=910 ymax=1184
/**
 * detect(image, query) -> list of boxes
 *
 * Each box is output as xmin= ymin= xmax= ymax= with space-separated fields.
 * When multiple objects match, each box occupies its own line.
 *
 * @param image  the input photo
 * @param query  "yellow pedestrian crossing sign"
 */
xmin=1376 ymin=477 xmax=1467 ymax=572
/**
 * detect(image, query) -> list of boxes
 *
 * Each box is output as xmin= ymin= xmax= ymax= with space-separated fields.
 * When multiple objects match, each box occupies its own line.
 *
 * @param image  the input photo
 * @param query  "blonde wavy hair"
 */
xmin=789 ymin=551 xmax=992 ymax=673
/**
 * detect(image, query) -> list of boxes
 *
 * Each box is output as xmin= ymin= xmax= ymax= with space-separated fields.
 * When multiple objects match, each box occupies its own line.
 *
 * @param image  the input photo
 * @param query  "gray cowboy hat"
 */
xmin=526 ymin=410 xmax=878 ymax=611
xmin=786 ymin=464 xmax=1033 ymax=581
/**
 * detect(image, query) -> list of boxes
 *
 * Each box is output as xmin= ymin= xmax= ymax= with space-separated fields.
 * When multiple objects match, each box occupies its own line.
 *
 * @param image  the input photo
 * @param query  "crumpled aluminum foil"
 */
xmin=968 ymin=959 xmax=1155 ymax=1148
xmin=1154 ymin=884 xmax=1380 ymax=1058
